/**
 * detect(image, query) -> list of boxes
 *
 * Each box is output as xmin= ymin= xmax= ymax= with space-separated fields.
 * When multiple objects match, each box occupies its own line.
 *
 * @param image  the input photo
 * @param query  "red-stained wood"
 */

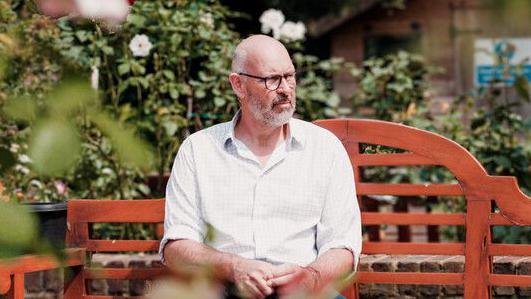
xmin=64 ymin=265 xmax=85 ymax=299
xmin=84 ymin=267 xmax=166 ymax=280
xmin=0 ymin=271 xmax=9 ymax=294
xmin=6 ymin=274 xmax=24 ymax=299
xmin=354 ymin=153 xmax=439 ymax=166
xmin=314 ymin=119 xmax=531 ymax=299
xmin=0 ymin=249 xmax=85 ymax=298
xmin=357 ymin=183 xmax=463 ymax=196
xmin=0 ymin=248 xmax=85 ymax=275
xmin=340 ymin=284 xmax=357 ymax=299
xmin=484 ymin=176 xmax=531 ymax=224
xmin=363 ymin=242 xmax=464 ymax=255
xmin=361 ymin=212 xmax=465 ymax=225
xmin=357 ymin=272 xmax=463 ymax=285
xmin=488 ymin=244 xmax=531 ymax=256
xmin=489 ymin=213 xmax=518 ymax=225
xmin=52 ymin=118 xmax=531 ymax=299
xmin=85 ymin=240 xmax=160 ymax=252
xmin=67 ymin=199 xmax=165 ymax=223
xmin=463 ymin=200 xmax=491 ymax=299
xmin=64 ymin=200 xmax=166 ymax=298
xmin=488 ymin=274 xmax=531 ymax=287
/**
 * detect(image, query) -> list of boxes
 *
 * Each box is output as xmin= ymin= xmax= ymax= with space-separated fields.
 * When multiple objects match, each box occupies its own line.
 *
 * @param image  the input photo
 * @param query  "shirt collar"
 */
xmin=223 ymin=110 xmax=305 ymax=150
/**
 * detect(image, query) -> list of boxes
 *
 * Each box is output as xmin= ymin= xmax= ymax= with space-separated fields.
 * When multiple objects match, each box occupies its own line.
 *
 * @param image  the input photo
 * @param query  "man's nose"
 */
xmin=276 ymin=77 xmax=292 ymax=93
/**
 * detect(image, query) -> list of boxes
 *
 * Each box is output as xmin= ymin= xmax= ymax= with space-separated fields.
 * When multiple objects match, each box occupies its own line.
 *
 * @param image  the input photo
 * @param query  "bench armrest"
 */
xmin=0 ymin=247 xmax=86 ymax=294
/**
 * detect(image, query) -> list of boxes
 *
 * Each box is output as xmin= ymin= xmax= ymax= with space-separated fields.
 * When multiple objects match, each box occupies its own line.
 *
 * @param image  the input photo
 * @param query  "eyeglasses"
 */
xmin=238 ymin=71 xmax=297 ymax=91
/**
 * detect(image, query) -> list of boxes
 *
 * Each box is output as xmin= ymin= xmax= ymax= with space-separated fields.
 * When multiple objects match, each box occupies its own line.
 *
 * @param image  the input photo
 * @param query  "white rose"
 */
xmin=129 ymin=34 xmax=153 ymax=57
xmin=259 ymin=9 xmax=285 ymax=39
xmin=75 ymin=0 xmax=130 ymax=24
xmin=279 ymin=21 xmax=306 ymax=42
xmin=91 ymin=66 xmax=99 ymax=90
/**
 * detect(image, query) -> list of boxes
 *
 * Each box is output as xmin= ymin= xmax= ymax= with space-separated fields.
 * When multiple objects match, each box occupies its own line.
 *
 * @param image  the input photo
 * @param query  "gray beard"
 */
xmin=247 ymin=95 xmax=296 ymax=127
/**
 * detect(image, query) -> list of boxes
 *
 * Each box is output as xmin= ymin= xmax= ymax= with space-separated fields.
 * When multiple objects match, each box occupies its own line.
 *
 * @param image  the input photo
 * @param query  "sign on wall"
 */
xmin=474 ymin=38 xmax=531 ymax=86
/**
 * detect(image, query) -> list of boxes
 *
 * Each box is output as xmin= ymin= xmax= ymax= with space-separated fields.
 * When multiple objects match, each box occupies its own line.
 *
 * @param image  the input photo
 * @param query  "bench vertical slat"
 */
xmin=463 ymin=199 xmax=492 ymax=299
xmin=65 ymin=218 xmax=89 ymax=298
xmin=64 ymin=265 xmax=85 ymax=299
xmin=344 ymin=135 xmax=362 ymax=299
xmin=6 ymin=273 xmax=23 ymax=299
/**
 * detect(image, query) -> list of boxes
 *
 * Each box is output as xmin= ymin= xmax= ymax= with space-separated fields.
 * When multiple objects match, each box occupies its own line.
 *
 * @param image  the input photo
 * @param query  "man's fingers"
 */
xmin=270 ymin=264 xmax=299 ymax=278
xmin=238 ymin=279 xmax=263 ymax=299
xmin=245 ymin=280 xmax=264 ymax=299
xmin=249 ymin=272 xmax=274 ymax=296
xmin=267 ymin=272 xmax=298 ymax=287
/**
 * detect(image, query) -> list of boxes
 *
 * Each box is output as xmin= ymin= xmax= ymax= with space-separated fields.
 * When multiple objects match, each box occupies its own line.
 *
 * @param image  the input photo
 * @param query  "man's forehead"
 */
xmin=246 ymin=48 xmax=293 ymax=73
xmin=237 ymin=35 xmax=293 ymax=73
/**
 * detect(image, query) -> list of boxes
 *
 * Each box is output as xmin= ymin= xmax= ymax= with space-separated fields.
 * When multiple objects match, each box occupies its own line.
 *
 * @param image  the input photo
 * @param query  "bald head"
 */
xmin=232 ymin=35 xmax=291 ymax=73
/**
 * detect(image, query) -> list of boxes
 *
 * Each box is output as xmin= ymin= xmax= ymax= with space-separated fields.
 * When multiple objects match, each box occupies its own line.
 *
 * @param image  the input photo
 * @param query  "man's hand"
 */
xmin=267 ymin=264 xmax=321 ymax=296
xmin=231 ymin=258 xmax=275 ymax=298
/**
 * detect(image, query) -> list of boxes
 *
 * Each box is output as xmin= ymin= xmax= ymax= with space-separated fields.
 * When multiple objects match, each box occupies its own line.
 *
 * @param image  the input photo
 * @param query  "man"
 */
xmin=160 ymin=34 xmax=362 ymax=299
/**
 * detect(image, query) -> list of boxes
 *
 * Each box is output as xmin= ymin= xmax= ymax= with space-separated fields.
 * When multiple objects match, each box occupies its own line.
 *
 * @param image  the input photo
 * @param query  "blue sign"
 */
xmin=475 ymin=39 xmax=531 ymax=86
xmin=476 ymin=65 xmax=531 ymax=85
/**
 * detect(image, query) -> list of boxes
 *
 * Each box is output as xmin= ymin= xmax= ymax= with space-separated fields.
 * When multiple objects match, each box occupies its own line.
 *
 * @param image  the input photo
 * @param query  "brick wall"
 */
xmin=9 ymin=254 xmax=531 ymax=298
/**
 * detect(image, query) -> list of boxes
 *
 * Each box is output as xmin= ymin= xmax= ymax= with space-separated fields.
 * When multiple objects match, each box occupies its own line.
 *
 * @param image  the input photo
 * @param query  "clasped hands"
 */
xmin=232 ymin=259 xmax=321 ymax=299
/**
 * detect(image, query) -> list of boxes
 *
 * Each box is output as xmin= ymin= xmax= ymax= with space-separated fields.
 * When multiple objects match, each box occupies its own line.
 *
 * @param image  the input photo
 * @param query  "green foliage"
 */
xmin=294 ymin=54 xmax=353 ymax=119
xmin=0 ymin=2 xmax=153 ymax=202
xmin=53 ymin=0 xmax=241 ymax=181
xmin=352 ymin=50 xmax=530 ymax=243
xmin=439 ymin=79 xmax=530 ymax=243
xmin=351 ymin=51 xmax=436 ymax=123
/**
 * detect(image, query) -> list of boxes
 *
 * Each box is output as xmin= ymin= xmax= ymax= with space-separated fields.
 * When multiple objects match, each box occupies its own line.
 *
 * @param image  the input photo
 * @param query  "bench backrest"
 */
xmin=65 ymin=199 xmax=166 ymax=298
xmin=314 ymin=119 xmax=531 ymax=299
xmin=65 ymin=118 xmax=531 ymax=299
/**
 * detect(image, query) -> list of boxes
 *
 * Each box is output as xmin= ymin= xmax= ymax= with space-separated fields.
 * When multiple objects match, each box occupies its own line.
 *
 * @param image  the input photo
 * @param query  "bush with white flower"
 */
xmin=259 ymin=9 xmax=306 ymax=43
xmin=257 ymin=8 xmax=354 ymax=119
xmin=0 ymin=1 xmax=356 ymax=206
xmin=129 ymin=34 xmax=153 ymax=57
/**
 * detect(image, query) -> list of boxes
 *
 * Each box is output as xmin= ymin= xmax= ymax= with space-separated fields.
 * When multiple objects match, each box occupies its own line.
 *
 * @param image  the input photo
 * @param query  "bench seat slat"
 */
xmin=488 ymin=274 xmax=531 ymax=287
xmin=362 ymin=212 xmax=465 ymax=225
xmin=363 ymin=242 xmax=465 ymax=255
xmin=357 ymin=272 xmax=463 ymax=285
xmin=488 ymin=244 xmax=531 ymax=256
xmin=68 ymin=199 xmax=165 ymax=223
xmin=84 ymin=267 xmax=166 ymax=279
xmin=86 ymin=240 xmax=160 ymax=252
xmin=354 ymin=153 xmax=439 ymax=166
xmin=358 ymin=183 xmax=463 ymax=196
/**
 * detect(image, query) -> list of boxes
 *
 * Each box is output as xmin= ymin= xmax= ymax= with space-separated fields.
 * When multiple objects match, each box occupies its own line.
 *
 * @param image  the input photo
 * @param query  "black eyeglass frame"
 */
xmin=238 ymin=71 xmax=297 ymax=91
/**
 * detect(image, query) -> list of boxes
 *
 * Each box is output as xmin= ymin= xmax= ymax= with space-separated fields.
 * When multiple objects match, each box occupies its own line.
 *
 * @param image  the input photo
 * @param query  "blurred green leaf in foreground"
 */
xmin=2 ymin=79 xmax=154 ymax=177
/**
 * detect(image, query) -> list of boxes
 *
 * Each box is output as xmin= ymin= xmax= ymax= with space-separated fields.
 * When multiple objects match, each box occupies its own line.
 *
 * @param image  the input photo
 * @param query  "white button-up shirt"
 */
xmin=160 ymin=113 xmax=362 ymax=268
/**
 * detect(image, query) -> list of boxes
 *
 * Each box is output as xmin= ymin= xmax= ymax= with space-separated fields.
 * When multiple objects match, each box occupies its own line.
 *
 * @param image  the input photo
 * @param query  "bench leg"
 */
xmin=340 ymin=283 xmax=359 ymax=299
xmin=7 ymin=274 xmax=24 ymax=299
xmin=64 ymin=265 xmax=84 ymax=299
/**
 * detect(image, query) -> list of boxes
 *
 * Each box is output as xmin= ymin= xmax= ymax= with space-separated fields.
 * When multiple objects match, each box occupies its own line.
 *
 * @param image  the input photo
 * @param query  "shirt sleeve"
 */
xmin=159 ymin=138 xmax=206 ymax=263
xmin=315 ymin=137 xmax=362 ymax=270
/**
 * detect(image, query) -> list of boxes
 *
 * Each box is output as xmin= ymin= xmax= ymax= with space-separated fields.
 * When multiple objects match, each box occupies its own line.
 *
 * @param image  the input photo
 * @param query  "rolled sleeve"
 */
xmin=159 ymin=138 xmax=206 ymax=263
xmin=315 ymin=138 xmax=362 ymax=270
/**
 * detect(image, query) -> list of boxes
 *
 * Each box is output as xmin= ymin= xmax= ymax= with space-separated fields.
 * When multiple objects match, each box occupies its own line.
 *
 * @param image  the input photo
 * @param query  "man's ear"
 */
xmin=229 ymin=73 xmax=244 ymax=99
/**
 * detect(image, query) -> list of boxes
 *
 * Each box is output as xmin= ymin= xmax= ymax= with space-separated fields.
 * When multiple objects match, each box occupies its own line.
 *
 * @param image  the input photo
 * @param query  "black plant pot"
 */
xmin=25 ymin=202 xmax=67 ymax=249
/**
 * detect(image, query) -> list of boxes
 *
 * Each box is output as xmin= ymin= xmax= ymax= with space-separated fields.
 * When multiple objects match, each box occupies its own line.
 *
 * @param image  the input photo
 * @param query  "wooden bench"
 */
xmin=4 ymin=118 xmax=529 ymax=298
